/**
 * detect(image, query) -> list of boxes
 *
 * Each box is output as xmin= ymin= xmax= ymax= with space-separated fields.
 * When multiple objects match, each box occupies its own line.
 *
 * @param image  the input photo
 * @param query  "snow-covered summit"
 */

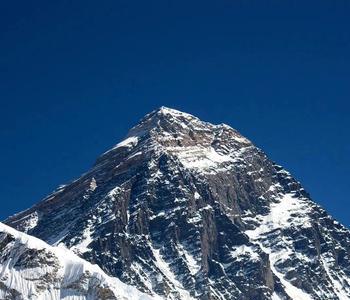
xmin=156 ymin=106 xmax=196 ymax=119
xmin=103 ymin=107 xmax=202 ymax=154
xmin=102 ymin=107 xmax=251 ymax=174
xmin=126 ymin=106 xmax=206 ymax=137
xmin=142 ymin=106 xmax=198 ymax=121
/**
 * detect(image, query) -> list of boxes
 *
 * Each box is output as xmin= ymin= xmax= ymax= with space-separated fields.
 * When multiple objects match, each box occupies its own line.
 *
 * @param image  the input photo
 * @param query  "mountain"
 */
xmin=4 ymin=107 xmax=350 ymax=300
xmin=0 ymin=222 xmax=156 ymax=300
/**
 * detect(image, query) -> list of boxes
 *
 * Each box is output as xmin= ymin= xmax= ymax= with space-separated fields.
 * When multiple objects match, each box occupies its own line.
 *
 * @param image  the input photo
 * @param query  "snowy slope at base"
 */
xmin=0 ymin=222 xmax=158 ymax=300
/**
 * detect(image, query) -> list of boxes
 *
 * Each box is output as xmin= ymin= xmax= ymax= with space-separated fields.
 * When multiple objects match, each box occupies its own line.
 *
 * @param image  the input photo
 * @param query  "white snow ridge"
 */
xmin=0 ymin=222 xmax=158 ymax=300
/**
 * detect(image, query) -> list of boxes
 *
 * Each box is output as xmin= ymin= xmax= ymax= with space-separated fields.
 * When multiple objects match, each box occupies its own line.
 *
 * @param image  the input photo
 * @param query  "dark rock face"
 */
xmin=5 ymin=107 xmax=350 ymax=299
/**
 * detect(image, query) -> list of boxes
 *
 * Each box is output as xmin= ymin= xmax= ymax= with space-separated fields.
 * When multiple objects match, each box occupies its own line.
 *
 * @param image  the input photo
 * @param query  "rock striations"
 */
xmin=4 ymin=107 xmax=350 ymax=299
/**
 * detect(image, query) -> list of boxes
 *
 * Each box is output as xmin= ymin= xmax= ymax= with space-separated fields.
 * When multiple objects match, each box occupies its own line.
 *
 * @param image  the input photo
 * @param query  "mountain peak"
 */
xmin=95 ymin=107 xmax=252 ymax=176
xmin=126 ymin=106 xmax=248 ymax=143
xmin=157 ymin=106 xmax=194 ymax=118
xmin=142 ymin=106 xmax=197 ymax=122
xmin=126 ymin=106 xmax=199 ymax=137
xmin=102 ymin=107 xmax=251 ymax=165
xmin=4 ymin=108 xmax=350 ymax=300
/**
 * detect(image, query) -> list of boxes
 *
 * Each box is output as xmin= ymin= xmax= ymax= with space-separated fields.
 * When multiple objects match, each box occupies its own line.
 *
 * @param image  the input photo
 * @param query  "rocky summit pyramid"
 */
xmin=4 ymin=107 xmax=350 ymax=300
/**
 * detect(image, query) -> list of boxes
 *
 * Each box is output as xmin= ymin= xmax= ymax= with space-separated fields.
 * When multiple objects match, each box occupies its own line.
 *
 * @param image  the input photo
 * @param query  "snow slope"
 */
xmin=0 ymin=222 xmax=158 ymax=300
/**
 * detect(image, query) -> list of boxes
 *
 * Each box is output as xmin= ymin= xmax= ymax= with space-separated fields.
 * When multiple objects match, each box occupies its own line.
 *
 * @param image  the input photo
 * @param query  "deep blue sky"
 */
xmin=0 ymin=1 xmax=349 ymax=225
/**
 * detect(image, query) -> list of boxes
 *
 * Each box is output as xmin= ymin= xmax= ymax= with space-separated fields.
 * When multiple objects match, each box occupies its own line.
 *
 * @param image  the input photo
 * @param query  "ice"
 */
xmin=230 ymin=245 xmax=260 ymax=262
xmin=151 ymin=246 xmax=195 ymax=300
xmin=321 ymin=254 xmax=350 ymax=299
xmin=271 ymin=292 xmax=283 ymax=300
xmin=246 ymin=193 xmax=312 ymax=239
xmin=245 ymin=194 xmax=314 ymax=300
xmin=172 ymin=146 xmax=233 ymax=171
xmin=70 ymin=223 xmax=94 ymax=254
xmin=177 ymin=244 xmax=201 ymax=276
xmin=88 ymin=177 xmax=97 ymax=191
xmin=158 ymin=106 xmax=195 ymax=120
xmin=114 ymin=136 xmax=139 ymax=149
xmin=103 ymin=136 xmax=139 ymax=155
